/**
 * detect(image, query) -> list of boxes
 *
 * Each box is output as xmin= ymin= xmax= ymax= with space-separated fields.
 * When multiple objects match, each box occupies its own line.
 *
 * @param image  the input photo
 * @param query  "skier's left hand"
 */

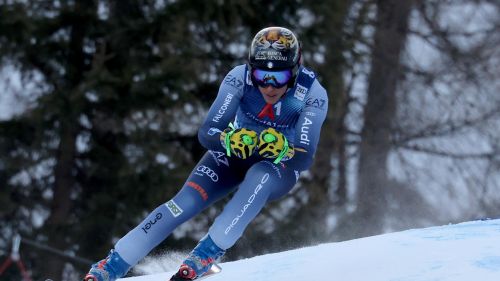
xmin=257 ymin=128 xmax=295 ymax=163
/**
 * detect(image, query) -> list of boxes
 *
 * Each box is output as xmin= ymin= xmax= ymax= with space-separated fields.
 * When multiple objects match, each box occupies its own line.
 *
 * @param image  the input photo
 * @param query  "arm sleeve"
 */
xmin=285 ymin=80 xmax=328 ymax=171
xmin=197 ymin=65 xmax=246 ymax=151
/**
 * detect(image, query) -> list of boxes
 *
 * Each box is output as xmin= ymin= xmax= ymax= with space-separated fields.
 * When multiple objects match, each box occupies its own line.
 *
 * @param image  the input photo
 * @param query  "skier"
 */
xmin=84 ymin=26 xmax=328 ymax=281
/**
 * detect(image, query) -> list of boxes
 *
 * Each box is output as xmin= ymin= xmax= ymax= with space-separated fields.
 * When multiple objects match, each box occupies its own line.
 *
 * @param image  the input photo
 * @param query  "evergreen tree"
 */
xmin=0 ymin=0 xmax=342 ymax=278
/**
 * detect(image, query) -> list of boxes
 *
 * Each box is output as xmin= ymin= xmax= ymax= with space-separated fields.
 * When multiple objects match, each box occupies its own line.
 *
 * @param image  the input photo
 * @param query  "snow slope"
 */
xmin=121 ymin=219 xmax=500 ymax=281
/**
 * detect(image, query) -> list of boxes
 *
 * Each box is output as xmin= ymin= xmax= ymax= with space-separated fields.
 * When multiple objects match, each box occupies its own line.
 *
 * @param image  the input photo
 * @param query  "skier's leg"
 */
xmin=208 ymin=161 xmax=298 ymax=250
xmin=115 ymin=151 xmax=241 ymax=265
xmin=170 ymin=161 xmax=298 ymax=280
xmin=85 ymin=151 xmax=241 ymax=281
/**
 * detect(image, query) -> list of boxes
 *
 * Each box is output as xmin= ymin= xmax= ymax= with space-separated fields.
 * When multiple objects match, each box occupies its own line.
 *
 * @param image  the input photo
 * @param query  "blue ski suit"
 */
xmin=114 ymin=64 xmax=328 ymax=266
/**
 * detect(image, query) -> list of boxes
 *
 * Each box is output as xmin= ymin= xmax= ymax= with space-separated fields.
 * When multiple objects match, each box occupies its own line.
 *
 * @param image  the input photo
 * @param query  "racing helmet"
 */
xmin=248 ymin=27 xmax=301 ymax=88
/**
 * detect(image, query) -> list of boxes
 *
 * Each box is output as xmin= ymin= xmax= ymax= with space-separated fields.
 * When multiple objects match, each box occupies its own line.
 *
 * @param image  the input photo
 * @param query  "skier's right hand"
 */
xmin=220 ymin=123 xmax=258 ymax=159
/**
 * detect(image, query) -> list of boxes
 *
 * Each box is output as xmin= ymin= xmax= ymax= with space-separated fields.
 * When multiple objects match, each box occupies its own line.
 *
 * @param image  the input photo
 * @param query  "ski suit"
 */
xmin=114 ymin=64 xmax=328 ymax=266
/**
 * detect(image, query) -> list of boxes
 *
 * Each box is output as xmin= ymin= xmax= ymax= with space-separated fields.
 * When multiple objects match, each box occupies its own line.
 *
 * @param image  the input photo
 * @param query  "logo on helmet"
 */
xmin=252 ymin=28 xmax=298 ymax=68
xmin=255 ymin=29 xmax=297 ymax=50
xmin=250 ymin=27 xmax=300 ymax=72
xmin=255 ymin=50 xmax=287 ymax=61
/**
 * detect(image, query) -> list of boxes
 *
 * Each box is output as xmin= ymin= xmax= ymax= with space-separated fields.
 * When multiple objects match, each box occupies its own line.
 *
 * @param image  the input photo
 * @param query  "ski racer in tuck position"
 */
xmin=84 ymin=26 xmax=328 ymax=281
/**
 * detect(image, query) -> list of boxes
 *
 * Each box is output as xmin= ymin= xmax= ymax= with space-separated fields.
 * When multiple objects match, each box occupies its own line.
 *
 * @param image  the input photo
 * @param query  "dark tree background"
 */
xmin=0 ymin=0 xmax=498 ymax=280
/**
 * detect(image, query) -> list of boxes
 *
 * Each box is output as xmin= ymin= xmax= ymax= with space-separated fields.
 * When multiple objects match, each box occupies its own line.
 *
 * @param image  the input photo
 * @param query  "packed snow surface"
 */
xmin=121 ymin=219 xmax=500 ymax=281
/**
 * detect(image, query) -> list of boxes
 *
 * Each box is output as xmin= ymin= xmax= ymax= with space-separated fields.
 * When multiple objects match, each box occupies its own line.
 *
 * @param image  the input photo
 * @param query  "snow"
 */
xmin=120 ymin=219 xmax=500 ymax=281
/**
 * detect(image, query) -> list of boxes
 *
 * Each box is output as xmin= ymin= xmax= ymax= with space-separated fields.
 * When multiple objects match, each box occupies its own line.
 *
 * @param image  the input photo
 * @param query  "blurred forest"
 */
xmin=0 ymin=0 xmax=499 ymax=280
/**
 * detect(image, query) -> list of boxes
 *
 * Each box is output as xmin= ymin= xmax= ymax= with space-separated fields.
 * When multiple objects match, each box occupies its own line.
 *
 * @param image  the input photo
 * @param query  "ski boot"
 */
xmin=84 ymin=249 xmax=131 ymax=281
xmin=170 ymin=235 xmax=225 ymax=280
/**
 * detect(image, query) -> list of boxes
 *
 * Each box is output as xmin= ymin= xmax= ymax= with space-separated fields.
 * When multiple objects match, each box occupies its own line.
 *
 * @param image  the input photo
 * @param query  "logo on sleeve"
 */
xmin=300 ymin=117 xmax=313 ymax=146
xmin=212 ymin=93 xmax=234 ymax=123
xmin=207 ymin=128 xmax=222 ymax=136
xmin=294 ymin=83 xmax=307 ymax=101
xmin=224 ymin=74 xmax=244 ymax=89
xmin=306 ymin=97 xmax=326 ymax=110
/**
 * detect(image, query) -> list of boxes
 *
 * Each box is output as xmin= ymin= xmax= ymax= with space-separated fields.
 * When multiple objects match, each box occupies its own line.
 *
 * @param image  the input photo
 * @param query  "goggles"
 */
xmin=251 ymin=68 xmax=293 ymax=88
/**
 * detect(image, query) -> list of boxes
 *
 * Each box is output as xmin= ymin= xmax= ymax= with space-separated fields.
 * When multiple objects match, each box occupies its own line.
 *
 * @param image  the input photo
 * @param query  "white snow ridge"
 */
xmin=122 ymin=219 xmax=500 ymax=281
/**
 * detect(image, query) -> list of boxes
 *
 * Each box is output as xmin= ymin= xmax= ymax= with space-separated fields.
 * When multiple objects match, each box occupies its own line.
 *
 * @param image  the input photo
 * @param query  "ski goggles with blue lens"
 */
xmin=251 ymin=68 xmax=293 ymax=88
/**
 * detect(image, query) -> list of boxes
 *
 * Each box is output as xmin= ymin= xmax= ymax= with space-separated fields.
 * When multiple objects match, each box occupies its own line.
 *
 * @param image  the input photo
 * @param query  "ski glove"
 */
xmin=220 ymin=123 xmax=258 ymax=159
xmin=257 ymin=128 xmax=295 ymax=164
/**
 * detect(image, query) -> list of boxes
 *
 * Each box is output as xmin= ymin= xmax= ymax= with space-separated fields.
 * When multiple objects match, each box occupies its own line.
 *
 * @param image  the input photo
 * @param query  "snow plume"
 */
xmin=132 ymin=251 xmax=189 ymax=275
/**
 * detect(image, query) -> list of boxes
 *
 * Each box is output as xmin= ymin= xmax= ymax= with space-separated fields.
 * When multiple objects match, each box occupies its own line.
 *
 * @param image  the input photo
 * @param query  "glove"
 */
xmin=220 ymin=123 xmax=258 ymax=159
xmin=257 ymin=128 xmax=294 ymax=164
